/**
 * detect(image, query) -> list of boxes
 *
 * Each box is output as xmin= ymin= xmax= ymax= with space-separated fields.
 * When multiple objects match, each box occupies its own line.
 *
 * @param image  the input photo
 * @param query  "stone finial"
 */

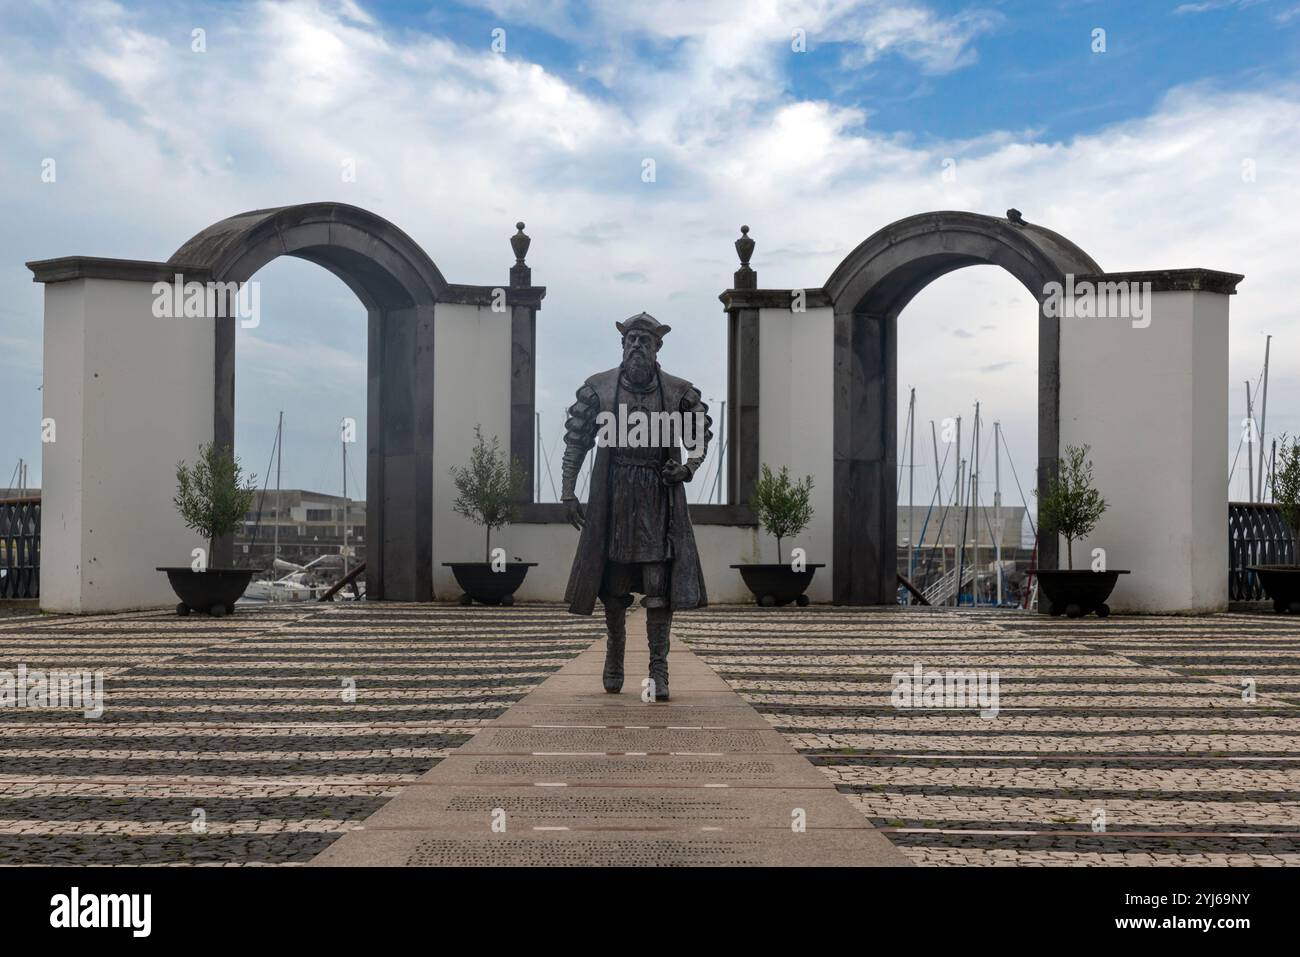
xmin=511 ymin=221 xmax=530 ymax=264
xmin=510 ymin=221 xmax=531 ymax=287
xmin=733 ymin=225 xmax=756 ymax=290
xmin=735 ymin=225 xmax=755 ymax=267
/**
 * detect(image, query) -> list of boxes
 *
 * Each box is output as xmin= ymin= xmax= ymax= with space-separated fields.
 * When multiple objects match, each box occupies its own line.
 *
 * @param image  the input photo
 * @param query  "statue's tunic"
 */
xmin=607 ymin=375 xmax=669 ymax=564
xmin=562 ymin=366 xmax=710 ymax=616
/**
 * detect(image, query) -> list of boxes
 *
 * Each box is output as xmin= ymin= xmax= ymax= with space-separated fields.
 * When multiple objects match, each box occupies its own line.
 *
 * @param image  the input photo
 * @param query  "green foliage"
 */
xmin=1037 ymin=443 xmax=1107 ymax=570
xmin=174 ymin=443 xmax=257 ymax=562
xmin=751 ymin=464 xmax=814 ymax=563
xmin=450 ymin=426 xmax=526 ymax=561
xmin=1270 ymin=434 xmax=1300 ymax=538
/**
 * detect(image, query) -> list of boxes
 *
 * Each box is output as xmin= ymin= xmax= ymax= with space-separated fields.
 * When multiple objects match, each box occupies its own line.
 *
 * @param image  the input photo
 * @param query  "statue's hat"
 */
xmin=615 ymin=311 xmax=671 ymax=339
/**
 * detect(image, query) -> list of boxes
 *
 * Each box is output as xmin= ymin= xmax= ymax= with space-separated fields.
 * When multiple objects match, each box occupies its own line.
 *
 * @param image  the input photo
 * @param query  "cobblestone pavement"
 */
xmin=677 ymin=607 xmax=1300 ymax=867
xmin=0 ymin=603 xmax=597 ymax=865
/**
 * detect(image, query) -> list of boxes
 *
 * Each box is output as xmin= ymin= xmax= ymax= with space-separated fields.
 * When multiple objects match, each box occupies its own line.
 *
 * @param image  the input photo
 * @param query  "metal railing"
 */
xmin=1229 ymin=501 xmax=1295 ymax=602
xmin=0 ymin=496 xmax=1292 ymax=607
xmin=0 ymin=497 xmax=40 ymax=600
xmin=922 ymin=564 xmax=976 ymax=605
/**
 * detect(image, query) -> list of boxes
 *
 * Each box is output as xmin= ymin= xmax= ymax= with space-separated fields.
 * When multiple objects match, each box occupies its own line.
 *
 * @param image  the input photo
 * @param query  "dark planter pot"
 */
xmin=1247 ymin=565 xmax=1300 ymax=614
xmin=443 ymin=562 xmax=536 ymax=606
xmin=157 ymin=567 xmax=256 ymax=617
xmin=1035 ymin=569 xmax=1129 ymax=618
xmin=731 ymin=563 xmax=824 ymax=607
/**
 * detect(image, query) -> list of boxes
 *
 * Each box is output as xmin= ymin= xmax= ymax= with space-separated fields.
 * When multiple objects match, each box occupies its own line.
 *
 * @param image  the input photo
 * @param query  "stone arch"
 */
xmin=170 ymin=202 xmax=449 ymax=601
xmin=822 ymin=210 xmax=1102 ymax=604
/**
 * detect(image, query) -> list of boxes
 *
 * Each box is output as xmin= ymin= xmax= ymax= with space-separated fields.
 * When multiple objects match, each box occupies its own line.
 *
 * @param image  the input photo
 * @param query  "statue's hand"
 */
xmin=563 ymin=495 xmax=585 ymax=531
xmin=662 ymin=460 xmax=690 ymax=486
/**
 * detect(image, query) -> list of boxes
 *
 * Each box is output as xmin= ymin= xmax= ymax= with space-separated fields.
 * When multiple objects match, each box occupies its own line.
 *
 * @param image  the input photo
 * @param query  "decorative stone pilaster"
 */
xmin=509 ymin=222 xmax=538 ymax=502
xmin=721 ymin=226 xmax=760 ymax=504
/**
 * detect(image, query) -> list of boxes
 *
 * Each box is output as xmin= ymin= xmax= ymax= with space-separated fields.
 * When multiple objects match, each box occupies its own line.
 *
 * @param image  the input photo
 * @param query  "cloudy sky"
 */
xmin=3 ymin=0 xmax=1298 ymax=510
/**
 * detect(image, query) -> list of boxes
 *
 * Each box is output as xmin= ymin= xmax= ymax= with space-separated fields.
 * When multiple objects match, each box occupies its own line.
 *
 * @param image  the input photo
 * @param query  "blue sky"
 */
xmin=2 ymin=0 xmax=1298 ymax=505
xmin=368 ymin=0 xmax=1300 ymax=143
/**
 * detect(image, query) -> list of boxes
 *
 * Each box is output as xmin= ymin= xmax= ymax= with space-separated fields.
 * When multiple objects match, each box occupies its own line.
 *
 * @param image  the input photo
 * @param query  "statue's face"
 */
xmin=622 ymin=329 xmax=659 ymax=383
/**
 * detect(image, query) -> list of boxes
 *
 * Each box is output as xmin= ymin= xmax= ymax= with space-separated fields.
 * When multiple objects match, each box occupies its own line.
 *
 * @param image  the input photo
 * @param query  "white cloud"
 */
xmin=849 ymin=4 xmax=1000 ymax=73
xmin=1173 ymin=0 xmax=1268 ymax=15
xmin=1 ymin=0 xmax=1296 ymax=506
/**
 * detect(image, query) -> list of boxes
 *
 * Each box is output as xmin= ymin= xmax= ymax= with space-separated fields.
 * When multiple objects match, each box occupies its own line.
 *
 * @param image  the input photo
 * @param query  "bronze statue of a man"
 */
xmin=561 ymin=312 xmax=711 ymax=701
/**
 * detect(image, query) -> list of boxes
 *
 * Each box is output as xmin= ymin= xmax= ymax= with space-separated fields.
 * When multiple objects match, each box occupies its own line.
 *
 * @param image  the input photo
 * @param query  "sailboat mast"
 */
xmin=907 ymin=387 xmax=915 ymax=602
xmin=931 ymin=420 xmax=942 ymax=579
xmin=955 ymin=456 xmax=966 ymax=607
xmin=1270 ymin=439 xmax=1278 ymax=502
xmin=994 ymin=421 xmax=1003 ymax=606
xmin=716 ymin=400 xmax=727 ymax=504
xmin=274 ymin=411 xmax=282 ymax=564
xmin=342 ymin=421 xmax=349 ymax=579
xmin=1246 ymin=381 xmax=1254 ymax=502
xmin=1257 ymin=335 xmax=1271 ymax=502
xmin=970 ymin=402 xmax=980 ymax=608
xmin=952 ymin=416 xmax=962 ymax=600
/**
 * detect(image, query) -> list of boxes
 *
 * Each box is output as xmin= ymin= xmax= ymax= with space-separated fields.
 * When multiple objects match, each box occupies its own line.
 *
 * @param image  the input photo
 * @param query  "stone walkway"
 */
xmin=312 ymin=608 xmax=909 ymax=866
xmin=677 ymin=607 xmax=1300 ymax=866
xmin=0 ymin=603 xmax=596 ymax=864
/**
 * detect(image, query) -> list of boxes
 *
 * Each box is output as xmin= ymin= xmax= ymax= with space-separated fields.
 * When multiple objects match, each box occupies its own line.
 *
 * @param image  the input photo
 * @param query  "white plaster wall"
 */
xmin=1058 ymin=290 xmax=1228 ymax=613
xmin=756 ymin=305 xmax=835 ymax=601
xmin=41 ymin=278 xmax=215 ymax=613
xmin=39 ymin=282 xmax=86 ymax=612
xmin=505 ymin=523 xmax=574 ymax=599
xmin=431 ymin=301 xmax=512 ymax=597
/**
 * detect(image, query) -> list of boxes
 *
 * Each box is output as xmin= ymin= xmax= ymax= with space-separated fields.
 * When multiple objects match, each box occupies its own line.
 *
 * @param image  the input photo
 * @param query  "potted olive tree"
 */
xmin=731 ymin=464 xmax=822 ymax=606
xmin=1035 ymin=443 xmax=1128 ymax=618
xmin=158 ymin=442 xmax=259 ymax=617
xmin=443 ymin=426 xmax=534 ymax=605
xmin=1250 ymin=435 xmax=1300 ymax=613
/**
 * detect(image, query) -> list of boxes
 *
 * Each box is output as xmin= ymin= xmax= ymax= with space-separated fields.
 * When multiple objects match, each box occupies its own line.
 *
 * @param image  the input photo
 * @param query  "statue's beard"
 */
xmin=623 ymin=350 xmax=655 ymax=385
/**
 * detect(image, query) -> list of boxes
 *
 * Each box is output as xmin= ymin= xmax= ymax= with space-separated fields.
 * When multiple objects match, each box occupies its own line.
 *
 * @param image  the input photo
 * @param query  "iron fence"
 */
xmin=0 ymin=497 xmax=40 ymax=599
xmin=0 ymin=497 xmax=1293 ymax=605
xmin=1229 ymin=501 xmax=1295 ymax=602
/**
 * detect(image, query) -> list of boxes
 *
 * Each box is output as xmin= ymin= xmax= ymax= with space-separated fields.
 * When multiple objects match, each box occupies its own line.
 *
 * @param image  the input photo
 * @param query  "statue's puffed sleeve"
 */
xmin=680 ymin=386 xmax=712 ymax=480
xmin=561 ymin=383 xmax=599 ymax=501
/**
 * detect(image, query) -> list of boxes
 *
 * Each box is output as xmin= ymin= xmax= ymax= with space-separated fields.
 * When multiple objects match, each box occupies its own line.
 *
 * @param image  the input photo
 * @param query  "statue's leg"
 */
xmin=600 ymin=597 xmax=627 ymax=693
xmin=645 ymin=606 xmax=671 ymax=702
xmin=598 ymin=563 xmax=632 ymax=694
xmin=642 ymin=563 xmax=670 ymax=701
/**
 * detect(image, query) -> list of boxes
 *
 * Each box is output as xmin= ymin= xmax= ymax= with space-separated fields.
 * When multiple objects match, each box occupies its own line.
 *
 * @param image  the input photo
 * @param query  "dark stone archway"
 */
xmin=822 ymin=211 xmax=1101 ymax=604
xmin=169 ymin=203 xmax=449 ymax=601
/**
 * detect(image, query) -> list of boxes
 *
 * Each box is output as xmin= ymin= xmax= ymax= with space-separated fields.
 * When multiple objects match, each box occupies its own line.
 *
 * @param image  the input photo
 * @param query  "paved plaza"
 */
xmin=0 ymin=604 xmax=598 ymax=864
xmin=678 ymin=608 xmax=1300 ymax=866
xmin=0 ymin=603 xmax=1297 ymax=866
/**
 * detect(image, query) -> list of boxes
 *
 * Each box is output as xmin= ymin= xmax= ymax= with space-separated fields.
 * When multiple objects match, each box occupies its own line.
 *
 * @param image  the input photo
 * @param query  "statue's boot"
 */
xmin=601 ymin=599 xmax=627 ymax=693
xmin=645 ymin=606 xmax=671 ymax=701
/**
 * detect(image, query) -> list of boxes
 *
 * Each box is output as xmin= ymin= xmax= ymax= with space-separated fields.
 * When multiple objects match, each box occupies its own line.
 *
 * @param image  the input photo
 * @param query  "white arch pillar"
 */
xmin=1058 ymin=270 xmax=1240 ymax=613
xmin=30 ymin=262 xmax=216 ymax=613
